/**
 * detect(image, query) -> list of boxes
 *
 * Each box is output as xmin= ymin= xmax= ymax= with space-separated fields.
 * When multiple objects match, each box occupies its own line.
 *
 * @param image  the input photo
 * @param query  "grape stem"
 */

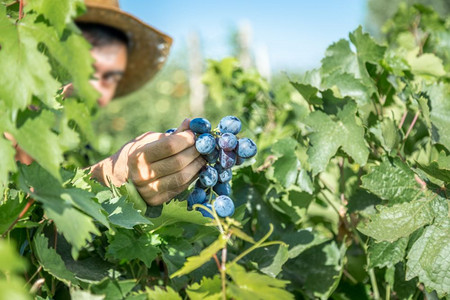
xmin=19 ymin=0 xmax=24 ymax=19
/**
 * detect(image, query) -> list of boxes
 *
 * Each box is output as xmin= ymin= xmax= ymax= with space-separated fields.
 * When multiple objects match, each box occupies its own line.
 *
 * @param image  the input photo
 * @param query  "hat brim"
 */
xmin=76 ymin=4 xmax=173 ymax=98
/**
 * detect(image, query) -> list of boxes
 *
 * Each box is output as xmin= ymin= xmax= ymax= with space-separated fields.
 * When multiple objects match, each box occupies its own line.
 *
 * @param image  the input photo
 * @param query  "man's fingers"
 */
xmin=143 ymin=180 xmax=192 ymax=206
xmin=136 ymin=156 xmax=205 ymax=202
xmin=139 ymin=130 xmax=196 ymax=163
xmin=175 ymin=118 xmax=191 ymax=133
xmin=131 ymin=146 xmax=202 ymax=185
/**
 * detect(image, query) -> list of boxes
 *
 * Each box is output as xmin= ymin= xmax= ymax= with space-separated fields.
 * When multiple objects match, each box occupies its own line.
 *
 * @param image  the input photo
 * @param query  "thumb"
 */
xmin=175 ymin=118 xmax=191 ymax=133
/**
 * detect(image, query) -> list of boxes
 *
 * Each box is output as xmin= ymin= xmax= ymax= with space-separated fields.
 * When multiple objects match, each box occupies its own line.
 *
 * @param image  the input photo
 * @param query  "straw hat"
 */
xmin=76 ymin=0 xmax=173 ymax=98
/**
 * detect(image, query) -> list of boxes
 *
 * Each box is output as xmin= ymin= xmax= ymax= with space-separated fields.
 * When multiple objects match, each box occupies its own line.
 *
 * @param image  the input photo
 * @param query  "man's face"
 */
xmin=90 ymin=42 xmax=128 ymax=107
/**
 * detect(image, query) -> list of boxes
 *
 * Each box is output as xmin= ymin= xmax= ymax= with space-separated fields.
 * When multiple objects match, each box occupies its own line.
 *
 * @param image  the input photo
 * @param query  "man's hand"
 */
xmin=90 ymin=119 xmax=206 ymax=206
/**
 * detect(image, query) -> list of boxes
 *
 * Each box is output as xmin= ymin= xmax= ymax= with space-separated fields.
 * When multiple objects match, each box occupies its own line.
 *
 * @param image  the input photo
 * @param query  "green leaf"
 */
xmin=357 ymin=196 xmax=436 ymax=242
xmin=246 ymin=244 xmax=289 ymax=277
xmin=90 ymin=278 xmax=136 ymax=300
xmin=170 ymin=235 xmax=227 ymax=278
xmin=13 ymin=110 xmax=64 ymax=181
xmin=272 ymin=155 xmax=300 ymax=188
xmin=226 ymin=263 xmax=294 ymax=300
xmin=0 ymin=135 xmax=16 ymax=187
xmin=304 ymin=101 xmax=369 ymax=175
xmin=283 ymin=241 xmax=345 ymax=300
xmin=427 ymin=83 xmax=450 ymax=150
xmin=0 ymin=240 xmax=29 ymax=300
xmin=26 ymin=0 xmax=85 ymax=36
xmin=33 ymin=234 xmax=79 ymax=285
xmin=19 ymin=164 xmax=102 ymax=258
xmin=145 ymin=286 xmax=181 ymax=300
xmin=148 ymin=200 xmax=209 ymax=231
xmin=186 ymin=276 xmax=222 ymax=300
xmin=123 ymin=181 xmax=147 ymax=215
xmin=407 ymin=52 xmax=446 ymax=77
xmin=290 ymin=82 xmax=322 ymax=105
xmin=349 ymin=26 xmax=386 ymax=64
xmin=282 ymin=229 xmax=330 ymax=259
xmin=102 ymin=196 xmax=151 ymax=229
xmin=64 ymin=99 xmax=98 ymax=147
xmin=0 ymin=14 xmax=60 ymax=111
xmin=416 ymin=158 xmax=450 ymax=184
xmin=321 ymin=39 xmax=359 ymax=76
xmin=0 ymin=191 xmax=27 ymax=235
xmin=106 ymin=230 xmax=160 ymax=268
xmin=362 ymin=158 xmax=421 ymax=204
xmin=368 ymin=237 xmax=408 ymax=268
xmin=369 ymin=118 xmax=401 ymax=153
xmin=406 ymin=219 xmax=450 ymax=298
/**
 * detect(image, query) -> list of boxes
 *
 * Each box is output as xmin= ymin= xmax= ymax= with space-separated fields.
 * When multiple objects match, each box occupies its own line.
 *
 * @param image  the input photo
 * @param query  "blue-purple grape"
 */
xmin=165 ymin=128 xmax=177 ymax=134
xmin=204 ymin=147 xmax=219 ymax=163
xmin=235 ymin=156 xmax=246 ymax=166
xmin=213 ymin=195 xmax=235 ymax=217
xmin=190 ymin=118 xmax=211 ymax=134
xmin=213 ymin=182 xmax=231 ymax=196
xmin=198 ymin=166 xmax=218 ymax=187
xmin=214 ymin=164 xmax=232 ymax=182
xmin=219 ymin=116 xmax=241 ymax=135
xmin=220 ymin=149 xmax=236 ymax=169
xmin=236 ymin=138 xmax=257 ymax=158
xmin=218 ymin=133 xmax=238 ymax=151
xmin=195 ymin=133 xmax=216 ymax=155
xmin=188 ymin=187 xmax=207 ymax=207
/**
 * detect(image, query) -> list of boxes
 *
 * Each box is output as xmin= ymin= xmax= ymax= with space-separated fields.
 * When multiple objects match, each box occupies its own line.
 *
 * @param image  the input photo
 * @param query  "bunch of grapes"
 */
xmin=168 ymin=116 xmax=257 ymax=219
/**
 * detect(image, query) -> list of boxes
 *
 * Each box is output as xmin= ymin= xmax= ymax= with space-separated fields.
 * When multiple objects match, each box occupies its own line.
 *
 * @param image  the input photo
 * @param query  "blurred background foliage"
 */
xmin=93 ymin=0 xmax=450 ymax=156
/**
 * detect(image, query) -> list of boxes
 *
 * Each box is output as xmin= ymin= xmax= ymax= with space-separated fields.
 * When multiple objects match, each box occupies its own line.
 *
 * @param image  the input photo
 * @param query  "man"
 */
xmin=14 ymin=0 xmax=206 ymax=206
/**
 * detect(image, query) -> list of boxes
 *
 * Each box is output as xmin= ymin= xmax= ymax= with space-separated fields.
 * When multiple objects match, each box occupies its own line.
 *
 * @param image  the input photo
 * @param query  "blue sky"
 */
xmin=121 ymin=0 xmax=367 ymax=72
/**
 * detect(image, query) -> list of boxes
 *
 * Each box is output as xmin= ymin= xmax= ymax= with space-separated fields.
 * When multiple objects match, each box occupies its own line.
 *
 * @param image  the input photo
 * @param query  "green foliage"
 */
xmin=0 ymin=1 xmax=448 ymax=299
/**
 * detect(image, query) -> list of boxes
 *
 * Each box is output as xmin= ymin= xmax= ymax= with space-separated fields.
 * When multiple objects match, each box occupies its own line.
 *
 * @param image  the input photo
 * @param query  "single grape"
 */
xmin=195 ymin=179 xmax=207 ymax=189
xmin=218 ymin=133 xmax=238 ymax=151
xmin=190 ymin=118 xmax=211 ymax=134
xmin=195 ymin=133 xmax=216 ymax=154
xmin=199 ymin=166 xmax=218 ymax=187
xmin=198 ymin=203 xmax=214 ymax=219
xmin=220 ymin=149 xmax=236 ymax=169
xmin=165 ymin=128 xmax=177 ymax=134
xmin=236 ymin=138 xmax=257 ymax=158
xmin=213 ymin=195 xmax=235 ymax=217
xmin=188 ymin=187 xmax=207 ymax=207
xmin=214 ymin=164 xmax=232 ymax=182
xmin=235 ymin=155 xmax=246 ymax=166
xmin=213 ymin=182 xmax=231 ymax=196
xmin=204 ymin=147 xmax=219 ymax=163
xmin=219 ymin=116 xmax=242 ymax=135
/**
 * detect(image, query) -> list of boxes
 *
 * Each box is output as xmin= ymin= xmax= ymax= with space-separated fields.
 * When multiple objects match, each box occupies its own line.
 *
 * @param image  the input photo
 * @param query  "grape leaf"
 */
xmin=106 ymin=230 xmax=160 ymax=268
xmin=0 ymin=14 xmax=60 ymax=111
xmin=25 ymin=0 xmax=85 ymax=36
xmin=226 ymin=263 xmax=294 ymax=300
xmin=283 ymin=241 xmax=345 ymax=300
xmin=186 ymin=276 xmax=221 ymax=300
xmin=361 ymin=158 xmax=421 ymax=204
xmin=246 ymin=244 xmax=289 ymax=277
xmin=407 ymin=52 xmax=446 ymax=77
xmin=406 ymin=219 xmax=450 ymax=298
xmin=368 ymin=237 xmax=408 ymax=268
xmin=70 ymin=289 xmax=104 ymax=300
xmin=33 ymin=234 xmax=79 ymax=285
xmin=90 ymin=278 xmax=136 ymax=300
xmin=19 ymin=163 xmax=103 ymax=258
xmin=145 ymin=286 xmax=181 ymax=300
xmin=357 ymin=196 xmax=436 ymax=242
xmin=321 ymin=39 xmax=360 ymax=76
xmin=170 ymin=235 xmax=226 ymax=278
xmin=0 ymin=191 xmax=27 ymax=235
xmin=0 ymin=134 xmax=16 ymax=188
xmin=0 ymin=240 xmax=29 ymax=300
xmin=304 ymin=101 xmax=369 ymax=175
xmin=427 ymin=83 xmax=450 ymax=150
xmin=13 ymin=110 xmax=64 ymax=181
xmin=147 ymin=200 xmax=209 ymax=231
xmin=102 ymin=196 xmax=151 ymax=229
